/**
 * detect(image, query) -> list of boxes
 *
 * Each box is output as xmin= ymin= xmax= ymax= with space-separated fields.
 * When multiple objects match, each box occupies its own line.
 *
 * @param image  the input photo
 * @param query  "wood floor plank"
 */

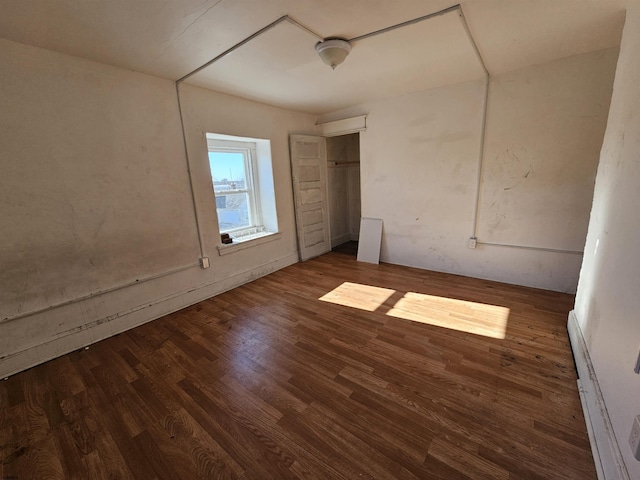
xmin=428 ymin=436 xmax=510 ymax=480
xmin=1 ymin=251 xmax=596 ymax=479
xmin=177 ymin=377 xmax=287 ymax=479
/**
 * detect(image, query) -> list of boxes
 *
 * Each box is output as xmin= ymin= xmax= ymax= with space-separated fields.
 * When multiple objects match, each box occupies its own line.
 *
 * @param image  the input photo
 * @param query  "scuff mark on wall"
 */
xmin=487 ymin=212 xmax=508 ymax=234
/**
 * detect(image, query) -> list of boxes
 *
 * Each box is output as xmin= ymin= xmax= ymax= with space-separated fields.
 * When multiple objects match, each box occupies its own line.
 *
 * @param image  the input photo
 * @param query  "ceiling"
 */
xmin=0 ymin=0 xmax=629 ymax=114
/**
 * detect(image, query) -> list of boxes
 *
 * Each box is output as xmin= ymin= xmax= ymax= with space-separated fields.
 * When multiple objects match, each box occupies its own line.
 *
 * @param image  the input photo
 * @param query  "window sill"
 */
xmin=217 ymin=232 xmax=281 ymax=256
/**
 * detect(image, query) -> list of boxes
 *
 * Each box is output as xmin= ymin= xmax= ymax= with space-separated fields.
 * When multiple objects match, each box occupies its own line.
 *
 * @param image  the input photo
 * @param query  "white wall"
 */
xmin=327 ymin=133 xmax=361 ymax=247
xmin=0 ymin=38 xmax=198 ymax=319
xmin=478 ymin=50 xmax=619 ymax=252
xmin=573 ymin=2 xmax=640 ymax=477
xmin=177 ymin=83 xmax=316 ymax=266
xmin=0 ymin=39 xmax=317 ymax=378
xmin=320 ymin=48 xmax=618 ymax=293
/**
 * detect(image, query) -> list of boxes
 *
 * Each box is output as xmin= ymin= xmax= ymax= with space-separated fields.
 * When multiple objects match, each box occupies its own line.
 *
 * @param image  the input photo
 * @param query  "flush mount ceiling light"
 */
xmin=315 ymin=38 xmax=352 ymax=69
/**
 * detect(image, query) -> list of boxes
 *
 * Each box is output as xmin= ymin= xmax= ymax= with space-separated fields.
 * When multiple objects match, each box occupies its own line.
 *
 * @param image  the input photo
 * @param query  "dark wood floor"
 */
xmin=0 ymin=252 xmax=596 ymax=479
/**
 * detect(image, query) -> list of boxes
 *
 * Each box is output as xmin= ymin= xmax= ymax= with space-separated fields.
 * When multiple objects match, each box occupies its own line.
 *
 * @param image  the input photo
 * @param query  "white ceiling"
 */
xmin=0 ymin=0 xmax=629 ymax=114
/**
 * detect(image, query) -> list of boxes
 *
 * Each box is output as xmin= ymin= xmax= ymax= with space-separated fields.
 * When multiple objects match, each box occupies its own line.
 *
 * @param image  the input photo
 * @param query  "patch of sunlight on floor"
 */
xmin=319 ymin=282 xmax=396 ymax=312
xmin=386 ymin=292 xmax=510 ymax=339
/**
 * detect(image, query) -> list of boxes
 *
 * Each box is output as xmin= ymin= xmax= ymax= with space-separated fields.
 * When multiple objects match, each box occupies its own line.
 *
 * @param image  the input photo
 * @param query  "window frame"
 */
xmin=206 ymin=138 xmax=264 ymax=236
xmin=204 ymin=132 xmax=279 ymax=252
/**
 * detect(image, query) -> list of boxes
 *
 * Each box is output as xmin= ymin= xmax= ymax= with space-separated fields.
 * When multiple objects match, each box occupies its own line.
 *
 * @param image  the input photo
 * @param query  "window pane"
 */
xmin=216 ymin=192 xmax=250 ymax=232
xmin=208 ymin=150 xmax=252 ymax=233
xmin=208 ymin=152 xmax=247 ymax=191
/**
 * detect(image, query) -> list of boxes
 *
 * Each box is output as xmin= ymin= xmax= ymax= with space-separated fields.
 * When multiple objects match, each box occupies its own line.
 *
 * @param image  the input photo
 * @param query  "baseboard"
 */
xmin=568 ymin=311 xmax=630 ymax=480
xmin=0 ymin=253 xmax=298 ymax=379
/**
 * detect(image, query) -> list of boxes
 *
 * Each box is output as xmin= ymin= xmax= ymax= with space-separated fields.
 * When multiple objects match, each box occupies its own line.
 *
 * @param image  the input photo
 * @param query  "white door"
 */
xmin=290 ymin=134 xmax=331 ymax=261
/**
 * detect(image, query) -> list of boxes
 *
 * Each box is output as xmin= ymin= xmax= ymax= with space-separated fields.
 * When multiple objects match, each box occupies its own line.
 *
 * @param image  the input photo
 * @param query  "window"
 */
xmin=208 ymin=140 xmax=257 ymax=233
xmin=206 ymin=133 xmax=278 ymax=244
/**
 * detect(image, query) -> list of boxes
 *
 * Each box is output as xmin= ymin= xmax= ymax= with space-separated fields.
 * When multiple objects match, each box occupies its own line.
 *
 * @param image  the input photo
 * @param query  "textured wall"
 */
xmin=574 ymin=2 xmax=640 ymax=477
xmin=320 ymin=48 xmax=617 ymax=292
xmin=0 ymin=38 xmax=198 ymax=320
xmin=0 ymin=39 xmax=317 ymax=377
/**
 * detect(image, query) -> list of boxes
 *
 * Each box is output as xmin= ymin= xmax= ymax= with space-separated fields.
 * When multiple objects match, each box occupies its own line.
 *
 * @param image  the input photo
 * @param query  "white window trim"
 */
xmin=206 ymin=133 xmax=279 ymax=251
xmin=216 ymin=231 xmax=282 ymax=256
xmin=207 ymin=138 xmax=262 ymax=235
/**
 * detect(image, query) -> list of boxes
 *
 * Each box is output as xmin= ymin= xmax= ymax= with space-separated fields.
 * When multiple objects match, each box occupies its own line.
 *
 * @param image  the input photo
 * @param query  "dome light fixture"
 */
xmin=315 ymin=38 xmax=352 ymax=69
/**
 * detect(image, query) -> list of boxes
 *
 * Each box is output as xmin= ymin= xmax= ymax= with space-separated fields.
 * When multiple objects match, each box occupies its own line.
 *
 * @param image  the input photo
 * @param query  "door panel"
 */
xmin=290 ymin=135 xmax=331 ymax=261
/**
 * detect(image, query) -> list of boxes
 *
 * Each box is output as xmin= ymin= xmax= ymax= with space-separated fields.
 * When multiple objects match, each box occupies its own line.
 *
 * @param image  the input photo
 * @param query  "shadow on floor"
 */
xmin=332 ymin=241 xmax=358 ymax=256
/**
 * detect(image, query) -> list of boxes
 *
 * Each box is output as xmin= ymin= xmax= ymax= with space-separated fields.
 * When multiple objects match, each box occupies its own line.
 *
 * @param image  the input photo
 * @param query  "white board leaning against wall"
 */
xmin=357 ymin=217 xmax=383 ymax=264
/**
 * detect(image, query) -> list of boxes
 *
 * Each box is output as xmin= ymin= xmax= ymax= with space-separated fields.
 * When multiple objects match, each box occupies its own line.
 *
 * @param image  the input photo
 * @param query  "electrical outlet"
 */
xmin=630 ymin=415 xmax=640 ymax=461
xmin=468 ymin=237 xmax=477 ymax=249
xmin=200 ymin=257 xmax=210 ymax=269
